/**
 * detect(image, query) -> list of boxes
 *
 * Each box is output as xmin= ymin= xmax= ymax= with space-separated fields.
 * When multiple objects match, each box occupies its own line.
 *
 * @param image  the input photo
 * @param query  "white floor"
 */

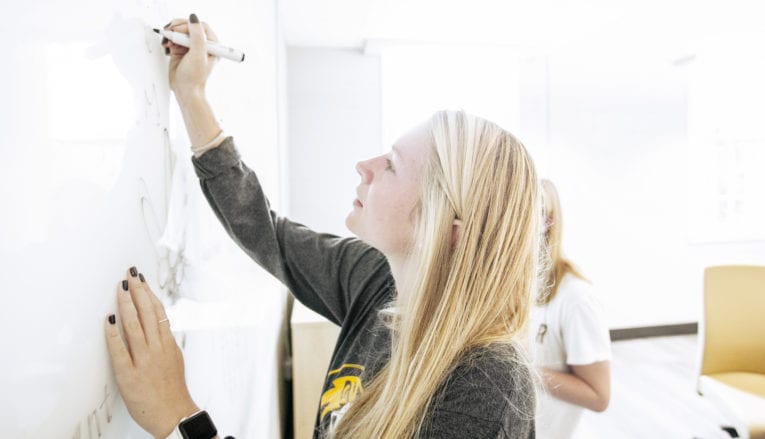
xmin=574 ymin=335 xmax=734 ymax=439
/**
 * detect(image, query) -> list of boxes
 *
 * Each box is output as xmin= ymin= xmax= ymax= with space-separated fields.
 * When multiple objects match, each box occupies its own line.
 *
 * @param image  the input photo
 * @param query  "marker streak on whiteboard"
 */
xmin=152 ymin=83 xmax=161 ymax=126
xmin=71 ymin=385 xmax=114 ymax=439
xmin=144 ymin=26 xmax=154 ymax=54
xmin=140 ymin=177 xmax=185 ymax=298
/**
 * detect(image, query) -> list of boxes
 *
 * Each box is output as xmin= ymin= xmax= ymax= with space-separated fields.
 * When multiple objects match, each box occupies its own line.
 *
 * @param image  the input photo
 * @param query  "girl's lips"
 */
xmin=353 ymin=199 xmax=363 ymax=208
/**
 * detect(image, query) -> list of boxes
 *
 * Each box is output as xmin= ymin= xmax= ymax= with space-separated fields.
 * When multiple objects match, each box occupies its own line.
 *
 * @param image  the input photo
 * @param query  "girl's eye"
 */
xmin=385 ymin=158 xmax=394 ymax=172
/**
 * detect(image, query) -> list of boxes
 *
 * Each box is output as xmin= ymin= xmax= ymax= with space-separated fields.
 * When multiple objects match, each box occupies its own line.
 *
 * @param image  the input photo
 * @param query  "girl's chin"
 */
xmin=345 ymin=213 xmax=357 ymax=233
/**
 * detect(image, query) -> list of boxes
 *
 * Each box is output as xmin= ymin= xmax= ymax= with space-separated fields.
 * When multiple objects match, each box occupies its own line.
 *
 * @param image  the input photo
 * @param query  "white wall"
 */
xmin=520 ymin=52 xmax=692 ymax=328
xmin=286 ymin=47 xmax=382 ymax=236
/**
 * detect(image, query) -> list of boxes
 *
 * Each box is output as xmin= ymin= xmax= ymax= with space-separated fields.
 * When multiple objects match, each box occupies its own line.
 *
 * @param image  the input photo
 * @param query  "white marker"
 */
xmin=153 ymin=28 xmax=245 ymax=62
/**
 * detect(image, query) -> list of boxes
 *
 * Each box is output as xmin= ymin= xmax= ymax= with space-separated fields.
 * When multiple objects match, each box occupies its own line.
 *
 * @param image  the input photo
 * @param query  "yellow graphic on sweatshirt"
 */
xmin=320 ymin=364 xmax=365 ymax=419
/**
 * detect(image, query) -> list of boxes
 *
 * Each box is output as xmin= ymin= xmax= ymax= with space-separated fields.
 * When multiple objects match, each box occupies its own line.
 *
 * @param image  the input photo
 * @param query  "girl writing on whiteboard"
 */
xmin=105 ymin=14 xmax=541 ymax=438
xmin=530 ymin=179 xmax=611 ymax=438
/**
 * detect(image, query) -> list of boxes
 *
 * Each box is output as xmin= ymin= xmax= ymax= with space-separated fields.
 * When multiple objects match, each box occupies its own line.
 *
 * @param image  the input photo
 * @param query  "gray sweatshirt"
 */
xmin=192 ymin=137 xmax=536 ymax=438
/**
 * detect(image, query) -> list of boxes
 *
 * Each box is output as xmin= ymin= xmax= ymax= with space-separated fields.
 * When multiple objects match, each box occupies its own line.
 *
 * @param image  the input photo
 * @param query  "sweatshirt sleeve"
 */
xmin=191 ymin=137 xmax=392 ymax=325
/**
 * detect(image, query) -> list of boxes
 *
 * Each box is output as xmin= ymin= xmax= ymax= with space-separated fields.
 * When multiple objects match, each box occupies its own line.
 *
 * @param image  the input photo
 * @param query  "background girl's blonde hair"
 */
xmin=332 ymin=110 xmax=542 ymax=438
xmin=538 ymin=179 xmax=588 ymax=305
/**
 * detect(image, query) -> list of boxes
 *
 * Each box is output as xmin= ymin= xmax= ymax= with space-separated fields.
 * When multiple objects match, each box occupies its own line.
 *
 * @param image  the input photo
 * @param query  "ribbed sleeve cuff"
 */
xmin=191 ymin=136 xmax=240 ymax=180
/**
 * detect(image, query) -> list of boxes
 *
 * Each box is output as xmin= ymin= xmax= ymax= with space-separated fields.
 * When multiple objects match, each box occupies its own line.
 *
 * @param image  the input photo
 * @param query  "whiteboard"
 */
xmin=1 ymin=0 xmax=288 ymax=434
xmin=0 ymin=0 xmax=180 ymax=436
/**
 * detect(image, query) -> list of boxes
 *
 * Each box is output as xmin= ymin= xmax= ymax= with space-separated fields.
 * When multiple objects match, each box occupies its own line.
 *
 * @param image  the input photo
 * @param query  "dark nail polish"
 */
xmin=139 ymin=273 xmax=145 ymax=282
xmin=190 ymin=13 xmax=199 ymax=24
xmin=164 ymin=21 xmax=172 ymax=29
xmin=165 ymin=47 xmax=170 ymax=55
xmin=162 ymin=37 xmax=168 ymax=45
xmin=108 ymin=314 xmax=116 ymax=325
xmin=122 ymin=280 xmax=128 ymax=291
xmin=129 ymin=267 xmax=137 ymax=277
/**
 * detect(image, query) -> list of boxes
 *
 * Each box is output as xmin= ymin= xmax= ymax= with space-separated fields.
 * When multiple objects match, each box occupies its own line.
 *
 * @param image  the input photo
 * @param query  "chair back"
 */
xmin=701 ymin=265 xmax=765 ymax=376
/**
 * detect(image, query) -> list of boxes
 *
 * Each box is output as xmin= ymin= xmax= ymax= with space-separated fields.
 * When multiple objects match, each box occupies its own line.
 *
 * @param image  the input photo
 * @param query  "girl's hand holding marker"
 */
xmin=156 ymin=17 xmax=244 ymax=62
xmin=160 ymin=14 xmax=229 ymax=98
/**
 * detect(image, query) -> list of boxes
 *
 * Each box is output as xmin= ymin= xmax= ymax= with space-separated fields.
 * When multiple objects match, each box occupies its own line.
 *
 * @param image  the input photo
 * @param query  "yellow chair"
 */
xmin=698 ymin=265 xmax=765 ymax=439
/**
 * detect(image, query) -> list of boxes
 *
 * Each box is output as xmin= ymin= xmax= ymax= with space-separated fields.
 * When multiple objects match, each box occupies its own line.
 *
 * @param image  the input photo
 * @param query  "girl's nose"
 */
xmin=356 ymin=159 xmax=373 ymax=183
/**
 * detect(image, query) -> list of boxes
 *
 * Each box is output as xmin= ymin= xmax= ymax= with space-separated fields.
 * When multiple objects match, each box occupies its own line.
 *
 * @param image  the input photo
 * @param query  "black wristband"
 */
xmin=178 ymin=410 xmax=217 ymax=439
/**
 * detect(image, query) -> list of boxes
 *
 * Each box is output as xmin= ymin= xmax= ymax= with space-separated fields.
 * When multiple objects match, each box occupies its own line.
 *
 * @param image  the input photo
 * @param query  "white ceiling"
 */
xmin=280 ymin=0 xmax=765 ymax=58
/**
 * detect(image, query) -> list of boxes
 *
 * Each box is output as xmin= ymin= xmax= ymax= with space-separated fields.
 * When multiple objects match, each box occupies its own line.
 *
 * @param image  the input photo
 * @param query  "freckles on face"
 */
xmin=346 ymin=123 xmax=431 ymax=256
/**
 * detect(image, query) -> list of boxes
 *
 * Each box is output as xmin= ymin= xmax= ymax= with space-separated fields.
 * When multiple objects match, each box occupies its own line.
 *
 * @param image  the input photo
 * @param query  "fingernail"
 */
xmin=122 ymin=280 xmax=128 ymax=291
xmin=164 ymin=21 xmax=172 ymax=29
xmin=139 ymin=273 xmax=145 ymax=283
xmin=162 ymin=37 xmax=168 ymax=45
xmin=108 ymin=314 xmax=116 ymax=325
xmin=190 ymin=13 xmax=199 ymax=24
xmin=129 ymin=267 xmax=137 ymax=277
xmin=165 ymin=47 xmax=170 ymax=55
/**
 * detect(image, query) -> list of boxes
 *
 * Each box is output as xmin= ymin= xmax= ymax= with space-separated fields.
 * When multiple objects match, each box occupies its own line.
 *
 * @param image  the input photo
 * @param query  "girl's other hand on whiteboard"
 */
xmin=162 ymin=14 xmax=220 ymax=101
xmin=104 ymin=267 xmax=199 ymax=438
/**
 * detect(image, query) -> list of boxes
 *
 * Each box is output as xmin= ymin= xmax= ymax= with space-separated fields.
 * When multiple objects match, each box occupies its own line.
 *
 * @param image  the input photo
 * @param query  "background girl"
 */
xmin=530 ymin=179 xmax=612 ymax=438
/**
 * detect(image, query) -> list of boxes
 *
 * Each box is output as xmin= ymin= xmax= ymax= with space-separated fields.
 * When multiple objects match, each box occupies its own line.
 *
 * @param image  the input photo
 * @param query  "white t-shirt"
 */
xmin=529 ymin=273 xmax=611 ymax=439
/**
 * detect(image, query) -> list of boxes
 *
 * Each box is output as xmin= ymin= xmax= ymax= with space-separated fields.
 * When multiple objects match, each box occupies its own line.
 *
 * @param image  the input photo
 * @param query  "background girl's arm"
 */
xmin=540 ymin=361 xmax=611 ymax=412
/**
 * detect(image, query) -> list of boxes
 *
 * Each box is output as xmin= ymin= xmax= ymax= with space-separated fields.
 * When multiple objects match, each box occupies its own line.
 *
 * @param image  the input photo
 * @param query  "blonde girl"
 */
xmin=104 ymin=14 xmax=542 ymax=439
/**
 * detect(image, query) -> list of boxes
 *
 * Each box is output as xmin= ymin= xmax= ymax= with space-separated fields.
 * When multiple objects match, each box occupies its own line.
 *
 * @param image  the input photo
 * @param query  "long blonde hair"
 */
xmin=538 ymin=179 xmax=587 ymax=305
xmin=332 ymin=110 xmax=542 ymax=438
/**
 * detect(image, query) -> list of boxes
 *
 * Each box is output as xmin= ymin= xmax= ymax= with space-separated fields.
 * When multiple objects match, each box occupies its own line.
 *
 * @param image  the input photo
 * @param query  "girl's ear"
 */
xmin=451 ymin=219 xmax=463 ymax=250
